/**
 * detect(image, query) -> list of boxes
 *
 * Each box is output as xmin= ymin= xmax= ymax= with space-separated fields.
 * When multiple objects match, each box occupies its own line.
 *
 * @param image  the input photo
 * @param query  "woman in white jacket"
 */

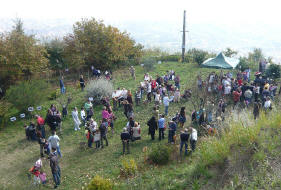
xmin=72 ymin=107 xmax=81 ymax=131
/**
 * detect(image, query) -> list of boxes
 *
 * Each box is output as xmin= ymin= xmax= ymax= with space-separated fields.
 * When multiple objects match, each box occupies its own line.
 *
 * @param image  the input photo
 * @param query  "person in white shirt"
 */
xmin=189 ymin=127 xmax=197 ymax=152
xmin=48 ymin=131 xmax=61 ymax=157
xmin=163 ymin=94 xmax=173 ymax=116
xmin=147 ymin=82 xmax=152 ymax=102
xmin=89 ymin=118 xmax=98 ymax=132
xmin=80 ymin=108 xmax=86 ymax=126
xmin=72 ymin=107 xmax=81 ymax=131
xmin=224 ymin=84 xmax=231 ymax=95
xmin=154 ymin=91 xmax=161 ymax=105
xmin=264 ymin=97 xmax=272 ymax=110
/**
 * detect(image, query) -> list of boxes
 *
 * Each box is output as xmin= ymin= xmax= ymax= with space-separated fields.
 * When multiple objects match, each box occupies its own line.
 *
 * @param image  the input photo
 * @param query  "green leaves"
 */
xmin=64 ymin=18 xmax=142 ymax=70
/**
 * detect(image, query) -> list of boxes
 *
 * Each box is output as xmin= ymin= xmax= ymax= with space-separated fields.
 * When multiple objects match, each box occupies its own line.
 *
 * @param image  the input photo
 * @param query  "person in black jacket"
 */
xmin=180 ymin=128 xmax=190 ymax=156
xmin=121 ymin=127 xmax=130 ymax=154
xmin=79 ymin=75 xmax=85 ymax=91
xmin=99 ymin=118 xmax=108 ymax=148
xmin=147 ymin=116 xmax=158 ymax=140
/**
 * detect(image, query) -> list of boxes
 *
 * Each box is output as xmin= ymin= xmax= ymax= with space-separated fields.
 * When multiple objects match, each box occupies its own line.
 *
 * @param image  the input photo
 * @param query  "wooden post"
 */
xmin=182 ymin=10 xmax=186 ymax=63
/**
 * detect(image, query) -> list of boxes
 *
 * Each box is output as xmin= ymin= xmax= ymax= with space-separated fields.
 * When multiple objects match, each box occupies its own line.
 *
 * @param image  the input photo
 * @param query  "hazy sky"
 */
xmin=1 ymin=0 xmax=280 ymax=24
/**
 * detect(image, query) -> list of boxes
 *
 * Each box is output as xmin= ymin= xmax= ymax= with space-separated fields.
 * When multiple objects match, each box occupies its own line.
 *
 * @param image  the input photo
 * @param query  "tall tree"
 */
xmin=223 ymin=48 xmax=238 ymax=57
xmin=0 ymin=19 xmax=48 ymax=90
xmin=63 ymin=18 xmax=142 ymax=70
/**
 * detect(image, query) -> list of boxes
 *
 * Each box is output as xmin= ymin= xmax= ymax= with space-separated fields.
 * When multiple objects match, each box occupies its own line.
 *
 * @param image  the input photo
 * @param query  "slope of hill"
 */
xmin=0 ymin=62 xmax=280 ymax=190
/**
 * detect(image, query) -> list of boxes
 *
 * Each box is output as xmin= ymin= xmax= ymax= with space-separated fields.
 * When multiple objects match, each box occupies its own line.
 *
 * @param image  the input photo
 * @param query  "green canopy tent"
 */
xmin=202 ymin=52 xmax=239 ymax=69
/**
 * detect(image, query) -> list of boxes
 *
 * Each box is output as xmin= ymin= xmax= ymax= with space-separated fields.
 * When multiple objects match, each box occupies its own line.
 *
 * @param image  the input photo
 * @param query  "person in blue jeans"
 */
xmin=168 ymin=119 xmax=177 ymax=143
xmin=158 ymin=114 xmax=165 ymax=141
xmin=49 ymin=148 xmax=61 ymax=189
xmin=163 ymin=94 xmax=173 ymax=116
xmin=180 ymin=128 xmax=190 ymax=155
xmin=59 ymin=76 xmax=65 ymax=94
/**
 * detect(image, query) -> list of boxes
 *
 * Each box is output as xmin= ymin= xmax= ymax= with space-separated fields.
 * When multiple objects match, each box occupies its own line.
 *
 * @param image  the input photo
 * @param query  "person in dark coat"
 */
xmin=99 ymin=118 xmax=108 ymax=148
xmin=121 ymin=127 xmax=130 ymax=154
xmin=180 ymin=128 xmax=190 ymax=155
xmin=253 ymin=101 xmax=261 ymax=120
xmin=49 ymin=148 xmax=61 ymax=189
xmin=79 ymin=75 xmax=85 ymax=91
xmin=147 ymin=116 xmax=158 ymax=140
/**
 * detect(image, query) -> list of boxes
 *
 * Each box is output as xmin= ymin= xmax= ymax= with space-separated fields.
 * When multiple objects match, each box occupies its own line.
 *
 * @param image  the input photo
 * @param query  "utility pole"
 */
xmin=181 ymin=10 xmax=186 ymax=63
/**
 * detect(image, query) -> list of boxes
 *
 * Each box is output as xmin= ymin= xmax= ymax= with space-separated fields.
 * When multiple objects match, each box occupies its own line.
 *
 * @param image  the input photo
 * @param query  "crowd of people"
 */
xmin=23 ymin=65 xmax=280 ymax=188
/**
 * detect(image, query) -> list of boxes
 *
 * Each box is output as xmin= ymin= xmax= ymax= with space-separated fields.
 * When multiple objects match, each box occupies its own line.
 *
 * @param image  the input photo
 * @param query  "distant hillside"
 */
xmin=1 ymin=18 xmax=281 ymax=62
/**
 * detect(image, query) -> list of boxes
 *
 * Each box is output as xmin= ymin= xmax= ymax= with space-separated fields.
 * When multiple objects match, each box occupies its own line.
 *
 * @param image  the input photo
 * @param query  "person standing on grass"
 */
xmin=158 ymin=114 xmax=165 ymax=141
xmin=84 ymin=100 xmax=93 ymax=120
xmin=168 ymin=119 xmax=177 ymax=144
xmin=178 ymin=107 xmax=186 ymax=128
xmin=163 ymin=93 xmax=173 ymax=116
xmin=189 ymin=127 xmax=197 ymax=152
xmin=129 ymin=66 xmax=136 ymax=80
xmin=180 ymin=128 xmax=190 ymax=156
xmin=94 ymin=128 xmax=101 ymax=149
xmin=49 ymin=147 xmax=61 ymax=189
xmin=48 ymin=131 xmax=61 ymax=158
xmin=99 ymin=118 xmax=108 ymax=148
xmin=253 ymin=101 xmax=261 ymax=120
xmin=80 ymin=107 xmax=86 ymax=126
xmin=79 ymin=75 xmax=85 ymax=91
xmin=37 ymin=131 xmax=45 ymax=157
xmin=147 ymin=116 xmax=158 ymax=140
xmin=174 ymin=75 xmax=180 ymax=89
xmin=121 ymin=127 xmax=130 ymax=154
xmin=59 ymin=76 xmax=65 ymax=94
xmin=35 ymin=115 xmax=45 ymax=139
xmin=135 ymin=88 xmax=141 ymax=106
xmin=101 ymin=106 xmax=110 ymax=120
xmin=72 ymin=107 xmax=81 ymax=131
xmin=86 ymin=128 xmax=93 ymax=148
xmin=232 ymin=88 xmax=242 ymax=109
xmin=132 ymin=122 xmax=141 ymax=141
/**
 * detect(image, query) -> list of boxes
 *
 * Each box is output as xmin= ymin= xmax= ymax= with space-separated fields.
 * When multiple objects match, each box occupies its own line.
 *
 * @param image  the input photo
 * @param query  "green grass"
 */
xmin=0 ymin=61 xmax=280 ymax=190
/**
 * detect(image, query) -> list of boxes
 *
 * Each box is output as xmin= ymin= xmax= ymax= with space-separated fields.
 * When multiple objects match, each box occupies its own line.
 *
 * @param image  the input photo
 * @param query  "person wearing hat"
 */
xmin=168 ymin=119 xmax=177 ymax=144
xmin=189 ymin=127 xmax=198 ymax=152
xmin=180 ymin=128 xmax=190 ymax=155
xmin=121 ymin=127 xmax=130 ymax=154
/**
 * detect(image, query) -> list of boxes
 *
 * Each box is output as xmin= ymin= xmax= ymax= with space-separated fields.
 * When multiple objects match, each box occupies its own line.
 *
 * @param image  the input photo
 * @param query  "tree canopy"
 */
xmin=0 ymin=19 xmax=48 ymax=89
xmin=63 ymin=18 xmax=143 ymax=70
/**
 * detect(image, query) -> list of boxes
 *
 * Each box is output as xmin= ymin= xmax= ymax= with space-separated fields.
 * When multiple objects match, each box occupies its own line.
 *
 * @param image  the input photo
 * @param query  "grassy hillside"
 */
xmin=0 ymin=62 xmax=280 ymax=190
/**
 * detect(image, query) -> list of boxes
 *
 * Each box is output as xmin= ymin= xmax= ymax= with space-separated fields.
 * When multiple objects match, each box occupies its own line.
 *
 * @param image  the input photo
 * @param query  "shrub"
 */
xmin=48 ymin=89 xmax=60 ymax=100
xmin=148 ymin=143 xmax=171 ymax=165
xmin=120 ymin=158 xmax=138 ymax=178
xmin=265 ymin=64 xmax=280 ymax=79
xmin=85 ymin=78 xmax=114 ymax=104
xmin=87 ymin=175 xmax=113 ymax=190
xmin=5 ymin=80 xmax=49 ymax=113
xmin=188 ymin=48 xmax=209 ymax=65
xmin=142 ymin=57 xmax=156 ymax=72
xmin=236 ymin=57 xmax=250 ymax=71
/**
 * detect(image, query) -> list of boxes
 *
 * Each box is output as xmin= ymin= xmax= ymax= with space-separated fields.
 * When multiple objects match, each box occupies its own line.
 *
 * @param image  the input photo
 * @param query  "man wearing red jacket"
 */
xmin=36 ymin=115 xmax=45 ymax=138
xmin=232 ymin=88 xmax=242 ymax=109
